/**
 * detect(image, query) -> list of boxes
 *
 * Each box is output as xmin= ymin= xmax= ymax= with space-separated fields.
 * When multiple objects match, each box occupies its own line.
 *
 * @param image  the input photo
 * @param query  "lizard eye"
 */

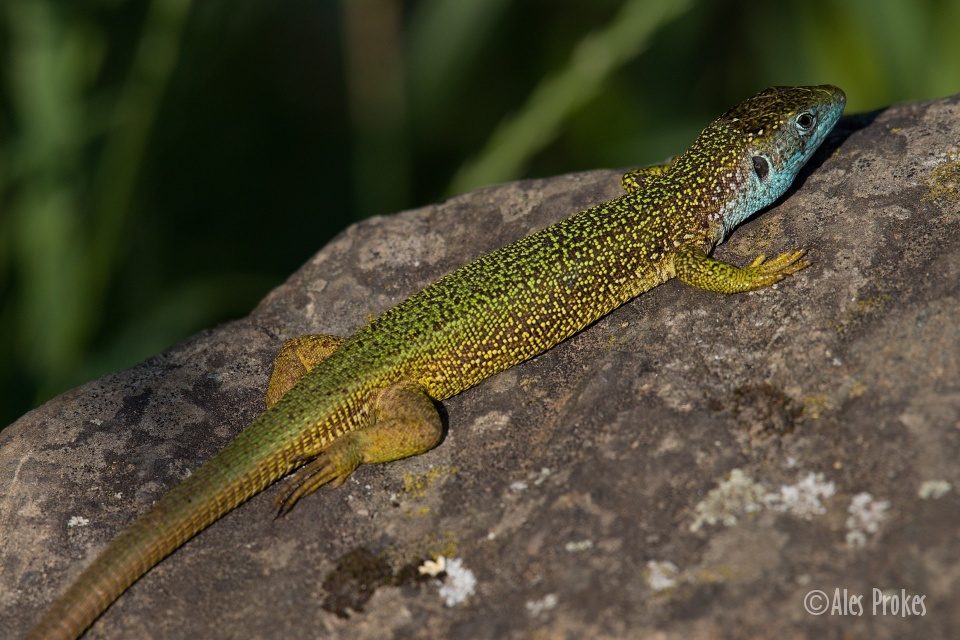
xmin=795 ymin=111 xmax=816 ymax=134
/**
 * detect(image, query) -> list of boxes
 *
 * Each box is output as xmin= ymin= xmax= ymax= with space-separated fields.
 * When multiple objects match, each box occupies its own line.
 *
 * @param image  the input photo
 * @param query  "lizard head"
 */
xmin=715 ymin=84 xmax=846 ymax=231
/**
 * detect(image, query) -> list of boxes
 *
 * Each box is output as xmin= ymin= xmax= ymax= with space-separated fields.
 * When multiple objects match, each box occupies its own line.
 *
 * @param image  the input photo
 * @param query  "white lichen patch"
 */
xmin=532 ymin=467 xmax=552 ymax=486
xmin=845 ymin=492 xmax=890 ymax=548
xmin=525 ymin=593 xmax=559 ymax=617
xmin=508 ymin=467 xmax=553 ymax=494
xmin=690 ymin=469 xmax=767 ymax=532
xmin=436 ymin=557 xmax=477 ymax=607
xmin=472 ymin=410 xmax=511 ymax=434
xmin=764 ymin=472 xmax=836 ymax=518
xmin=563 ymin=539 xmax=594 ymax=553
xmin=917 ymin=480 xmax=951 ymax=500
xmin=645 ymin=560 xmax=679 ymax=592
xmin=67 ymin=515 xmax=90 ymax=528
xmin=509 ymin=480 xmax=528 ymax=492
xmin=357 ymin=225 xmax=447 ymax=271
xmin=691 ymin=469 xmax=836 ymax=532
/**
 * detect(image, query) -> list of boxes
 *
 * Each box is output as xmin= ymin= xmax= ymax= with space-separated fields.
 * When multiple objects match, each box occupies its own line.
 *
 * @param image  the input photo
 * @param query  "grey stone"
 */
xmin=3 ymin=94 xmax=960 ymax=639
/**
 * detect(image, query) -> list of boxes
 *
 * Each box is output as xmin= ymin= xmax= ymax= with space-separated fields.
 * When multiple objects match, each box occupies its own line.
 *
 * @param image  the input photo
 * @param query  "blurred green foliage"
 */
xmin=1 ymin=0 xmax=958 ymax=428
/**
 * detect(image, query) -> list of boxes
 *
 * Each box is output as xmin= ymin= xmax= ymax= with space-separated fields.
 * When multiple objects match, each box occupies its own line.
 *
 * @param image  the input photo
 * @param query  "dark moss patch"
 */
xmin=320 ymin=547 xmax=434 ymax=618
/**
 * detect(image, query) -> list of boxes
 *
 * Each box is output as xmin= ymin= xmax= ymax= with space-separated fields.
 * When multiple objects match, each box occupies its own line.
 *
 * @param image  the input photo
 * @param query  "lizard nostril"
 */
xmin=752 ymin=156 xmax=770 ymax=181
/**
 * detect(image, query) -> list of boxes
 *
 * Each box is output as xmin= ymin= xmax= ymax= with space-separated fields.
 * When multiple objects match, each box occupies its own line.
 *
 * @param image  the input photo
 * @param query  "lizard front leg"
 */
xmin=673 ymin=246 xmax=810 ymax=293
xmin=275 ymin=381 xmax=443 ymax=516
xmin=266 ymin=334 xmax=346 ymax=408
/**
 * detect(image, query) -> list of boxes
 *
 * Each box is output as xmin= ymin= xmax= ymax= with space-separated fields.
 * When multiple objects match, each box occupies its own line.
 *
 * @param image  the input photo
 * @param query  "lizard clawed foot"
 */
xmin=747 ymin=248 xmax=809 ymax=273
xmin=744 ymin=248 xmax=810 ymax=284
xmin=274 ymin=441 xmax=361 ymax=518
xmin=676 ymin=246 xmax=811 ymax=293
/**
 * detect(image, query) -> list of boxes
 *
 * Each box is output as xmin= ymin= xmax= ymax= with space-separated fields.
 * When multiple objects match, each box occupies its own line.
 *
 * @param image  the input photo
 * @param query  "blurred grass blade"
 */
xmin=5 ymin=0 xmax=90 ymax=383
xmin=448 ymin=0 xmax=691 ymax=194
xmin=88 ymin=0 xmax=193 ymax=306
xmin=407 ymin=0 xmax=511 ymax=122
xmin=341 ymin=0 xmax=408 ymax=218
xmin=2 ymin=0 xmax=193 ymax=406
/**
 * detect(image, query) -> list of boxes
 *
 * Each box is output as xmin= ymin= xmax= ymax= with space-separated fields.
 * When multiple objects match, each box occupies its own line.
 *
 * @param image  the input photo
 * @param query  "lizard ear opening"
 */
xmin=752 ymin=155 xmax=770 ymax=182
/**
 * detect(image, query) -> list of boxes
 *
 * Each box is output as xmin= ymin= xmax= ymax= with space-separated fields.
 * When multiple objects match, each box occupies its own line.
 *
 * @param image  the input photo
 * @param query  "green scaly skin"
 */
xmin=29 ymin=85 xmax=845 ymax=639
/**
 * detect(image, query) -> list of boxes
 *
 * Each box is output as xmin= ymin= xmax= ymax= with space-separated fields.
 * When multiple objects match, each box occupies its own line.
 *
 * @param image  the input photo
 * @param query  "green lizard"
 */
xmin=28 ymin=85 xmax=845 ymax=639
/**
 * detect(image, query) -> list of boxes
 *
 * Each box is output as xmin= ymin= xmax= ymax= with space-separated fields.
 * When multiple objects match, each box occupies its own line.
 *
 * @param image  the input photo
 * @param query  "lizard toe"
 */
xmin=274 ymin=444 xmax=361 ymax=517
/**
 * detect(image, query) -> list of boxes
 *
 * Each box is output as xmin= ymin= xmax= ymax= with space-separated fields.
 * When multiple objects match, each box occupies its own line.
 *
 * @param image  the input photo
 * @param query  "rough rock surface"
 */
xmin=3 ymin=95 xmax=960 ymax=640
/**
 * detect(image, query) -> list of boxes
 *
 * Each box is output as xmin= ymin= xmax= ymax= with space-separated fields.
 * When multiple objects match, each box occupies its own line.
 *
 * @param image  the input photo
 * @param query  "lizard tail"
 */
xmin=27 ymin=414 xmax=299 ymax=640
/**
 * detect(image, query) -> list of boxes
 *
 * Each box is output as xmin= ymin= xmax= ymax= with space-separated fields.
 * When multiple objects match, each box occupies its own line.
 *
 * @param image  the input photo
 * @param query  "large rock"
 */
xmin=3 ymin=94 xmax=960 ymax=639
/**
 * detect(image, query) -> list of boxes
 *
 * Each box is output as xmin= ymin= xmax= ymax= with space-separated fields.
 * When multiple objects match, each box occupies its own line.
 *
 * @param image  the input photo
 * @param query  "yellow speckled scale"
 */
xmin=29 ymin=85 xmax=845 ymax=639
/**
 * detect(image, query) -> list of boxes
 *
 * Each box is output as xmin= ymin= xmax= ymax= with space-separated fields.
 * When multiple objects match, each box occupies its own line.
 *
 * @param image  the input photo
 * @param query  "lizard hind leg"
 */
xmin=274 ymin=380 xmax=443 ymax=516
xmin=266 ymin=334 xmax=346 ymax=408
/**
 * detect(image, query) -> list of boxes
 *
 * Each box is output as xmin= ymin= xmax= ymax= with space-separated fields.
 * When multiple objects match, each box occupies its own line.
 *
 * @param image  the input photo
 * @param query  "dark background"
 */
xmin=1 ymin=0 xmax=957 ymax=428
